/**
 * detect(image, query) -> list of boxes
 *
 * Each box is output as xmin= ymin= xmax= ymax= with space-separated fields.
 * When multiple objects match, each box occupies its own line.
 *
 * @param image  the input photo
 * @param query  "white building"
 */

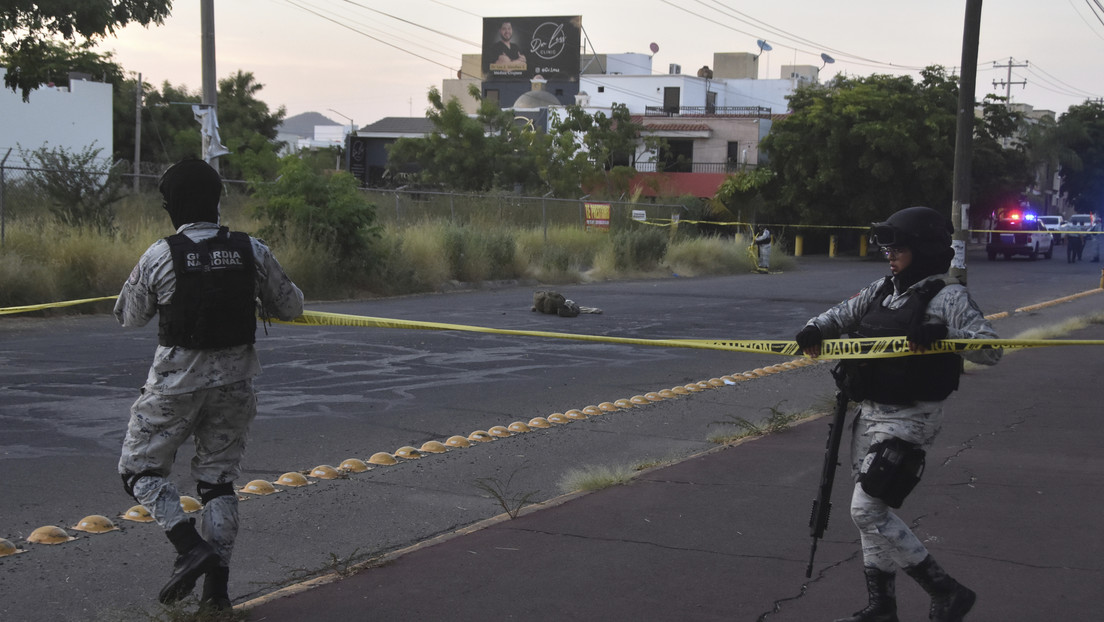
xmin=0 ymin=68 xmax=113 ymax=168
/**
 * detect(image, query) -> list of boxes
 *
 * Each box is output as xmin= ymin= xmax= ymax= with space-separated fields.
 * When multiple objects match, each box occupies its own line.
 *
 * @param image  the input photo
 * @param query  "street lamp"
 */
xmin=327 ymin=108 xmax=356 ymax=136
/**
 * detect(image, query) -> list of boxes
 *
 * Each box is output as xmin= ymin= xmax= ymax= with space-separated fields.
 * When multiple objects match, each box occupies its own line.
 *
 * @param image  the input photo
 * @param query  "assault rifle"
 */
xmin=806 ymin=387 xmax=850 ymax=578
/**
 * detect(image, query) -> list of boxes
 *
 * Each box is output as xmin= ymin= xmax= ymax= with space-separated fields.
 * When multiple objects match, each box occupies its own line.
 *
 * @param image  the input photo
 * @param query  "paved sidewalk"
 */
xmin=243 ymin=323 xmax=1104 ymax=622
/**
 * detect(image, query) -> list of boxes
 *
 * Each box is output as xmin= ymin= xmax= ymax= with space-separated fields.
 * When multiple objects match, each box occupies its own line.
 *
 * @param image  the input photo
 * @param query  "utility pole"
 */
xmin=200 ymin=0 xmax=218 ymax=169
xmin=992 ymin=57 xmax=1027 ymax=102
xmin=133 ymin=73 xmax=142 ymax=193
xmin=950 ymin=0 xmax=982 ymax=284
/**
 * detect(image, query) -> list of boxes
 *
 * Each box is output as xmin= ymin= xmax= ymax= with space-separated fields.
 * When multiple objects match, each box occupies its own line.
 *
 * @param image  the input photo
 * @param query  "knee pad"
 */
xmin=121 ymin=470 xmax=164 ymax=501
xmin=858 ymin=438 xmax=926 ymax=508
xmin=197 ymin=481 xmax=235 ymax=505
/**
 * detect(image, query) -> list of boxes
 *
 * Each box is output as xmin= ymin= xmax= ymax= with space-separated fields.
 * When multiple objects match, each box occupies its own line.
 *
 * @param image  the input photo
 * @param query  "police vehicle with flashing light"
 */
xmin=986 ymin=211 xmax=1053 ymax=260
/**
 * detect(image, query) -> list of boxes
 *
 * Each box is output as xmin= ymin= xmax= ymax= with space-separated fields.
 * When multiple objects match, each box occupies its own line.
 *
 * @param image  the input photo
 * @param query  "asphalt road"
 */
xmin=1 ymin=250 xmax=1101 ymax=621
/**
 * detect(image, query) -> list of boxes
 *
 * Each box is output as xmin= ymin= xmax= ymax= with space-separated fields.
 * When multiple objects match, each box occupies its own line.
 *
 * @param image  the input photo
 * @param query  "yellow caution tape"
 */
xmin=274 ymin=310 xmax=1104 ymax=360
xmin=4 ymin=298 xmax=1103 ymax=360
xmin=0 ymin=296 xmax=118 ymax=316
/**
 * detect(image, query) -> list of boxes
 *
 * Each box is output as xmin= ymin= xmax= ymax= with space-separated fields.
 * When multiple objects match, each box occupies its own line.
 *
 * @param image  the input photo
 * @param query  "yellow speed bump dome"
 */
xmin=0 ymin=538 xmax=25 ymax=557
xmin=643 ymin=392 xmax=663 ymax=402
xmin=28 ymin=525 xmax=76 ymax=545
xmin=241 ymin=479 xmax=278 ymax=495
xmin=547 ymin=412 xmax=570 ymax=424
xmin=369 ymin=452 xmax=398 ymax=465
xmin=670 ymin=386 xmax=690 ymax=395
xmin=613 ymin=399 xmax=635 ymax=409
xmin=179 ymin=495 xmax=203 ymax=513
xmin=277 ymin=472 xmax=311 ymax=486
xmin=683 ymin=384 xmax=703 ymax=393
xmin=488 ymin=426 xmax=513 ymax=438
xmin=507 ymin=421 xmax=531 ymax=433
xmin=122 ymin=504 xmax=154 ymax=523
xmin=581 ymin=405 xmax=603 ymax=416
xmin=444 ymin=436 xmax=472 ymax=448
xmin=419 ymin=441 xmax=448 ymax=454
xmin=527 ymin=417 xmax=551 ymax=429
xmin=72 ymin=515 xmax=119 ymax=534
xmin=311 ymin=464 xmax=341 ymax=478
xmin=564 ymin=409 xmax=587 ymax=420
xmin=707 ymin=378 xmax=725 ymax=387
xmin=395 ymin=446 xmax=423 ymax=459
xmin=695 ymin=381 xmax=712 ymax=389
xmin=468 ymin=430 xmax=494 ymax=443
xmin=340 ymin=457 xmax=370 ymax=472
xmin=629 ymin=395 xmax=650 ymax=405
xmin=657 ymin=389 xmax=677 ymax=399
xmin=598 ymin=402 xmax=619 ymax=413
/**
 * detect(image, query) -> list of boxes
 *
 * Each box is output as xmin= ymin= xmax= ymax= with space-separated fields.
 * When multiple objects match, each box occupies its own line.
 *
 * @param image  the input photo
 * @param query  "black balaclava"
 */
xmin=871 ymin=206 xmax=954 ymax=290
xmin=158 ymin=158 xmax=222 ymax=229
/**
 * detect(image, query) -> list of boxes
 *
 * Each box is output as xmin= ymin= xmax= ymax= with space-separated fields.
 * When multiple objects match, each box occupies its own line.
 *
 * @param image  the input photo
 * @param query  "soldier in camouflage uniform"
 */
xmin=794 ymin=207 xmax=1001 ymax=622
xmin=116 ymin=158 xmax=303 ymax=609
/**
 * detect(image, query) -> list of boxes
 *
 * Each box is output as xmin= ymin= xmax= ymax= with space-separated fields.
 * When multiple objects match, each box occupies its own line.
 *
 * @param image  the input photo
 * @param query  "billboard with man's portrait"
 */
xmin=482 ymin=16 xmax=581 ymax=82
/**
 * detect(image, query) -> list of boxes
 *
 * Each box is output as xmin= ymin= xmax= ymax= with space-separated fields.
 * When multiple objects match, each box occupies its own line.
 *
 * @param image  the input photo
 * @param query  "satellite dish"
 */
xmin=820 ymin=53 xmax=836 ymax=67
xmin=649 ymin=42 xmax=659 ymax=55
xmin=756 ymin=40 xmax=773 ymax=52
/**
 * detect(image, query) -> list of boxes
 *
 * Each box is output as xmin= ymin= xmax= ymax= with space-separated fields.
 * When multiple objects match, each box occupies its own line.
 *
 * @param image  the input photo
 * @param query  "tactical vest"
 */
xmin=839 ymin=277 xmax=962 ymax=404
xmin=158 ymin=227 xmax=257 ymax=349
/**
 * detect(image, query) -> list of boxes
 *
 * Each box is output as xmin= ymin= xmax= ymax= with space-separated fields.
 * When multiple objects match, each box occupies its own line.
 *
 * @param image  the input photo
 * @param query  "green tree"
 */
xmin=1 ymin=0 xmax=171 ymax=100
xmin=0 ymin=38 xmax=124 ymax=92
xmin=388 ymin=88 xmax=655 ymax=198
xmin=760 ymin=67 xmax=1031 ymax=228
xmin=1054 ymin=101 xmax=1104 ymax=215
xmin=112 ymin=72 xmax=285 ymax=179
xmin=253 ymin=156 xmax=381 ymax=266
xmin=387 ymin=85 xmax=532 ymax=192
xmin=216 ymin=70 xmax=286 ymax=181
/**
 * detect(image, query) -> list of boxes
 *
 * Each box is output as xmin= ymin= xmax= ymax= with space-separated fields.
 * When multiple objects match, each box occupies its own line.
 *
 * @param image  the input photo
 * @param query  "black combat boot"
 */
xmin=833 ymin=567 xmax=899 ymax=622
xmin=903 ymin=555 xmax=976 ymax=622
xmin=158 ymin=518 xmax=219 ymax=604
xmin=200 ymin=565 xmax=233 ymax=611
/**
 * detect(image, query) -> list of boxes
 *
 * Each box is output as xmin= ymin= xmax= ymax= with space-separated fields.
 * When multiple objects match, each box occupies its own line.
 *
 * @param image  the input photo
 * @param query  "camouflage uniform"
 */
xmin=117 ymin=221 xmax=303 ymax=564
xmin=804 ymin=274 xmax=1001 ymax=572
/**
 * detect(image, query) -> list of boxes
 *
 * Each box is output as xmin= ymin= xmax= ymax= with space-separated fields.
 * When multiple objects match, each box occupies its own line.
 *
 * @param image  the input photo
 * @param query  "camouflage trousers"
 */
xmin=119 ymin=379 xmax=257 ymax=563
xmin=847 ymin=402 xmax=942 ymax=572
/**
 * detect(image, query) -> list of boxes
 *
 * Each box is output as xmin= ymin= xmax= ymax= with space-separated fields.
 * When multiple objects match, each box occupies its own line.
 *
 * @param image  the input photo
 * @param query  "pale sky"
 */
xmin=101 ymin=0 xmax=1104 ymax=125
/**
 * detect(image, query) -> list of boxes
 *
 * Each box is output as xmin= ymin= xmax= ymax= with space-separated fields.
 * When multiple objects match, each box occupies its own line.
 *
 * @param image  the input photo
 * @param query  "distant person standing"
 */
xmin=116 ymin=158 xmax=303 ymax=609
xmin=754 ymin=225 xmax=772 ymax=273
xmin=1065 ymin=222 xmax=1084 ymax=263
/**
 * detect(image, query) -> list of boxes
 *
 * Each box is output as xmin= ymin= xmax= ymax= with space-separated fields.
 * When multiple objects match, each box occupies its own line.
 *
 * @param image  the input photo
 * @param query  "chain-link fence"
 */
xmin=2 ymin=157 xmax=705 ymax=247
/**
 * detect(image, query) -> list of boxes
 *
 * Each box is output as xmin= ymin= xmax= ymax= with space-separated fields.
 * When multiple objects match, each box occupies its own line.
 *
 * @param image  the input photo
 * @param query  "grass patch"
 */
xmin=473 ymin=468 xmax=540 ymax=519
xmin=2 ymin=188 xmax=800 ymax=309
xmin=558 ymin=463 xmax=637 ymax=493
xmin=707 ymin=402 xmax=810 ymax=444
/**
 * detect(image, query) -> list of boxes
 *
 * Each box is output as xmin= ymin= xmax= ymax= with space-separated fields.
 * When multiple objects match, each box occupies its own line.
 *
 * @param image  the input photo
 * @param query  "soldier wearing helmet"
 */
xmin=794 ymin=206 xmax=1001 ymax=622
xmin=115 ymin=158 xmax=303 ymax=610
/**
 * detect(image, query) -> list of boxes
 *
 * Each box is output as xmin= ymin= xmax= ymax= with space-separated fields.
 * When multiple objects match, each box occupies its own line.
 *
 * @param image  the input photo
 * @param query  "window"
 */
xmin=663 ymin=86 xmax=680 ymax=114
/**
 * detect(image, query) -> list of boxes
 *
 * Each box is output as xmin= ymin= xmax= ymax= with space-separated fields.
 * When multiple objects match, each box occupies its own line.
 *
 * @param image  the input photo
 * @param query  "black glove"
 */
xmin=908 ymin=323 xmax=948 ymax=349
xmin=795 ymin=325 xmax=823 ymax=351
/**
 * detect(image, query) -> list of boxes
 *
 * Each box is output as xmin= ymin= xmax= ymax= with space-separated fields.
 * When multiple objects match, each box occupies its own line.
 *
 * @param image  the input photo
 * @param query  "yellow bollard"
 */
xmin=829 ymin=235 xmax=838 ymax=258
xmin=794 ymin=234 xmax=804 ymax=257
xmin=859 ymin=236 xmax=868 ymax=258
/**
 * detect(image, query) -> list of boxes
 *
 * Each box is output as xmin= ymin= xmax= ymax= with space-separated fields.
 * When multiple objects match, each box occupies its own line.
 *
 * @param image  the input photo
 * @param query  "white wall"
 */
xmin=0 ymin=68 xmax=113 ymax=168
xmin=580 ymin=73 xmax=794 ymax=115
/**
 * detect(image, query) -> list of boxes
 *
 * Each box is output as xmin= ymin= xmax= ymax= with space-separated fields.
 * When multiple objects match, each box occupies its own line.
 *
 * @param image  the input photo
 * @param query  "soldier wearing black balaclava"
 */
xmin=793 ymin=207 xmax=1001 ymax=622
xmin=115 ymin=158 xmax=303 ymax=610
